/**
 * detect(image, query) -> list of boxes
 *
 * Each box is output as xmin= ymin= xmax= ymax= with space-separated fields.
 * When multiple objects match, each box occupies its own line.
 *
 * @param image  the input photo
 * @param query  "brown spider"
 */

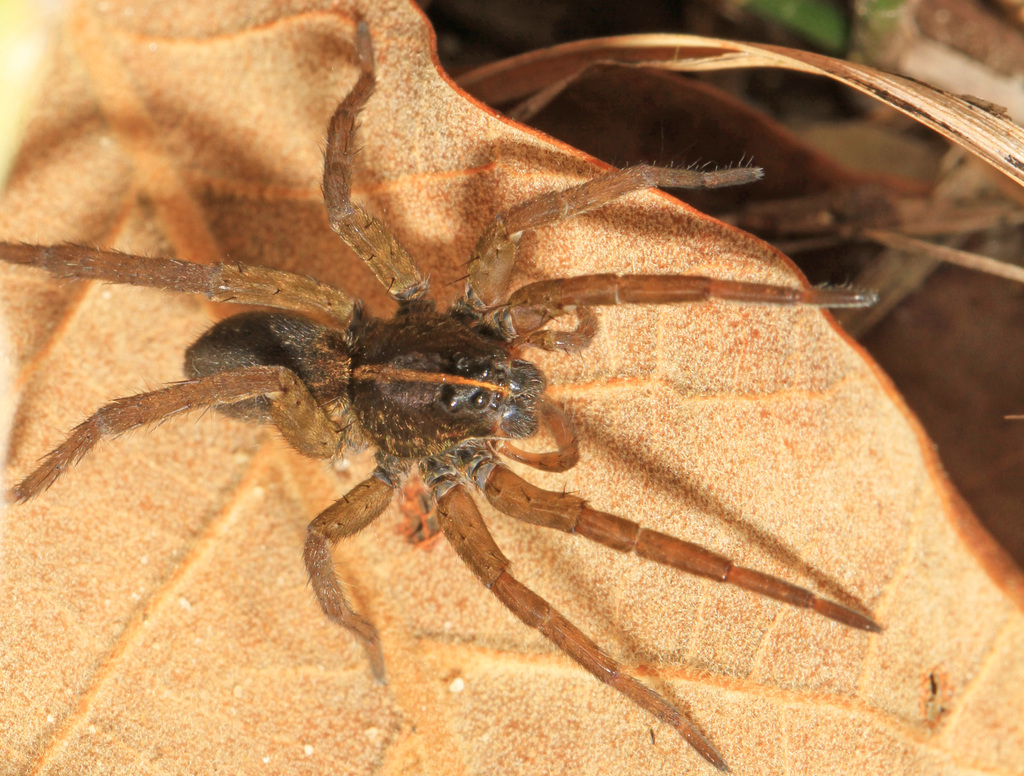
xmin=0 ymin=21 xmax=880 ymax=772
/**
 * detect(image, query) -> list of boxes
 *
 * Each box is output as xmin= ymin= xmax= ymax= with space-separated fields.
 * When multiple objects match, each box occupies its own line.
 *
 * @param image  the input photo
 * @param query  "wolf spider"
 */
xmin=1 ymin=21 xmax=880 ymax=771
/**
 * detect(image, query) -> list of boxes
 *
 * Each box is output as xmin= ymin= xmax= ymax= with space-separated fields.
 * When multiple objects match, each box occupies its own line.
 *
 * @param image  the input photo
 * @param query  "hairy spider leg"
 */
xmin=493 ymin=400 xmax=579 ymax=472
xmin=323 ymin=20 xmax=426 ymax=300
xmin=509 ymin=272 xmax=877 ymax=312
xmin=483 ymin=463 xmax=881 ymax=632
xmin=501 ymin=272 xmax=877 ymax=349
xmin=0 ymin=243 xmax=356 ymax=327
xmin=7 ymin=366 xmax=342 ymax=502
xmin=465 ymin=163 xmax=765 ymax=308
xmin=434 ymin=483 xmax=729 ymax=771
xmin=304 ymin=471 xmax=399 ymax=683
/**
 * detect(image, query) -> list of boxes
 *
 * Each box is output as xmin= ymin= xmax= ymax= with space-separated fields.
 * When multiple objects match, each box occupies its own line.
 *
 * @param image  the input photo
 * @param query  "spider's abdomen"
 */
xmin=349 ymin=305 xmax=544 ymax=458
xmin=185 ymin=312 xmax=351 ymax=422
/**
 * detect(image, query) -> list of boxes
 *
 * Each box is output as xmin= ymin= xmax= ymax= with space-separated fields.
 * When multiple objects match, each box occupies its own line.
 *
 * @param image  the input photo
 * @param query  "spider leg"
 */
xmin=8 ymin=365 xmax=341 ymax=502
xmin=493 ymin=400 xmax=579 ymax=473
xmin=0 ymin=243 xmax=356 ymax=327
xmin=465 ymin=163 xmax=763 ymax=308
xmin=304 ymin=470 xmax=399 ymax=683
xmin=482 ymin=463 xmax=881 ymax=632
xmin=433 ymin=482 xmax=728 ymax=771
xmin=498 ymin=272 xmax=876 ymax=344
xmin=322 ymin=20 xmax=426 ymax=301
xmin=508 ymin=272 xmax=877 ymax=313
xmin=499 ymin=272 xmax=876 ymax=344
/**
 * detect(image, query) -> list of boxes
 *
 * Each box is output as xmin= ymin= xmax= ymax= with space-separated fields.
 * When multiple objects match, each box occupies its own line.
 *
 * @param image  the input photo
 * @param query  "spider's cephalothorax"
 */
xmin=345 ymin=303 xmax=545 ymax=455
xmin=1 ymin=21 xmax=882 ymax=772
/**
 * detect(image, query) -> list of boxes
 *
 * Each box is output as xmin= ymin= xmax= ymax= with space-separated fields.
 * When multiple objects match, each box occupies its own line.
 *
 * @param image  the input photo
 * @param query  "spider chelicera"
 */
xmin=0 ymin=20 xmax=880 ymax=771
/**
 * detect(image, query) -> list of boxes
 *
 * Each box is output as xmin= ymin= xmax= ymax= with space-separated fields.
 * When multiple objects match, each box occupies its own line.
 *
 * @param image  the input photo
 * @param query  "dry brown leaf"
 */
xmin=457 ymin=33 xmax=1024 ymax=190
xmin=1 ymin=1 xmax=1022 ymax=775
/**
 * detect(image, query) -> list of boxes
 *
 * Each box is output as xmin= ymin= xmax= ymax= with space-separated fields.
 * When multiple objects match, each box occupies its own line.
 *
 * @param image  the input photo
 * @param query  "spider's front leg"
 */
xmin=322 ymin=20 xmax=426 ymax=301
xmin=482 ymin=462 xmax=881 ymax=632
xmin=464 ymin=163 xmax=764 ymax=309
xmin=431 ymin=480 xmax=729 ymax=771
xmin=458 ymin=162 xmax=875 ymax=348
xmin=503 ymin=272 xmax=876 ymax=347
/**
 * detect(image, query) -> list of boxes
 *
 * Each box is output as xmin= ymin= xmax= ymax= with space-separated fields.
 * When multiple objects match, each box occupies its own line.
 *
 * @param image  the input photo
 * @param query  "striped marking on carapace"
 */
xmin=352 ymin=364 xmax=509 ymax=396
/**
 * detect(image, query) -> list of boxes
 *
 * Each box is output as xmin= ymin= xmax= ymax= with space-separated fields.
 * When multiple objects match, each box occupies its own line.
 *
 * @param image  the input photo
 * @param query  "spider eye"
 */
xmin=439 ymin=384 xmax=459 ymax=410
xmin=437 ymin=384 xmax=496 ymax=414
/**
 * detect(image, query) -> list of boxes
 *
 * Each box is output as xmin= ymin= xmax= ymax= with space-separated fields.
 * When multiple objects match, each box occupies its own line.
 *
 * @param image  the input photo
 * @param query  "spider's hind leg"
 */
xmin=322 ymin=20 xmax=426 ymax=301
xmin=8 ymin=365 xmax=343 ymax=502
xmin=0 ymin=243 xmax=356 ymax=326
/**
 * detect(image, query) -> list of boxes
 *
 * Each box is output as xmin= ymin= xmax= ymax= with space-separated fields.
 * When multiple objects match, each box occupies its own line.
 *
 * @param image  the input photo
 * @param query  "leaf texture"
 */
xmin=1 ymin=1 xmax=1022 ymax=775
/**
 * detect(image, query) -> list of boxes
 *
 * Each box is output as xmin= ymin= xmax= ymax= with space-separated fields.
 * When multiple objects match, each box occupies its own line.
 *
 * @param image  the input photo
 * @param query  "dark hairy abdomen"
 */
xmin=185 ymin=312 xmax=351 ymax=422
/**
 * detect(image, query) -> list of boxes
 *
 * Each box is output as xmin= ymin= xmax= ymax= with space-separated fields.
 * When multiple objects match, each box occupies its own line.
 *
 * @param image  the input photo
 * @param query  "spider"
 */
xmin=1 ymin=21 xmax=880 ymax=772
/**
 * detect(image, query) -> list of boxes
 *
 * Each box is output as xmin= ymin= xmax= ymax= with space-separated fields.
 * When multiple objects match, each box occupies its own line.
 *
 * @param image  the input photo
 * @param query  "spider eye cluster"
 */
xmin=433 ymin=351 xmax=544 ymax=440
xmin=437 ymin=352 xmax=508 ymax=414
xmin=453 ymin=352 xmax=503 ymax=380
xmin=438 ymin=383 xmax=499 ymax=412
